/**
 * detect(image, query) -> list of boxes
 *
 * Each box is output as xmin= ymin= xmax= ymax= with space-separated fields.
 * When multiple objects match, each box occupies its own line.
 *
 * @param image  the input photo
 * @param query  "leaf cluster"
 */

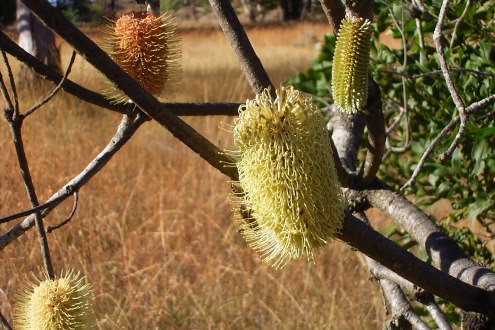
xmin=288 ymin=0 xmax=495 ymax=246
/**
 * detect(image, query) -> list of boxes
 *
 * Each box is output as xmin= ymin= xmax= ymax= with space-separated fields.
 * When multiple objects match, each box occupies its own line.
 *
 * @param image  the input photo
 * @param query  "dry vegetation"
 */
xmin=0 ymin=23 xmax=384 ymax=329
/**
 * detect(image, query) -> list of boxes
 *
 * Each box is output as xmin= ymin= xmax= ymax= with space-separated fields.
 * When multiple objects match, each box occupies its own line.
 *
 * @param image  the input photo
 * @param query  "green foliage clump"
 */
xmin=288 ymin=0 xmax=495 ymax=252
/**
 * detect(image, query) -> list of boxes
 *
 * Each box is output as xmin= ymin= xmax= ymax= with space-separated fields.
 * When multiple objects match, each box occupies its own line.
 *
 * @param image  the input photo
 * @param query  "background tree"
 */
xmin=16 ymin=0 xmax=61 ymax=82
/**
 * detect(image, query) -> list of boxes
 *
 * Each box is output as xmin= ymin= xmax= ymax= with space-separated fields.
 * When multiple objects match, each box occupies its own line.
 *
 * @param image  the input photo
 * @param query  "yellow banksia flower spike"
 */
xmin=102 ymin=11 xmax=181 ymax=103
xmin=14 ymin=270 xmax=97 ymax=330
xmin=331 ymin=16 xmax=372 ymax=113
xmin=231 ymin=86 xmax=344 ymax=268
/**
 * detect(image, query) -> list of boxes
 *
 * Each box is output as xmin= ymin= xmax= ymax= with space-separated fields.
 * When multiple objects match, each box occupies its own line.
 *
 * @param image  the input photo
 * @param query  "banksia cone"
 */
xmin=14 ymin=271 xmax=97 ymax=330
xmin=331 ymin=16 xmax=372 ymax=113
xmin=231 ymin=86 xmax=344 ymax=268
xmin=103 ymin=11 xmax=181 ymax=103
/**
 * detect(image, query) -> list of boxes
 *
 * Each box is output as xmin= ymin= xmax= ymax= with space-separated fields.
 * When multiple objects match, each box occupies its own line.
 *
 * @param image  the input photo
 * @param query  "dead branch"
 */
xmin=0 ymin=114 xmax=144 ymax=250
xmin=22 ymin=50 xmax=77 ymax=118
xmin=46 ymin=191 xmax=78 ymax=233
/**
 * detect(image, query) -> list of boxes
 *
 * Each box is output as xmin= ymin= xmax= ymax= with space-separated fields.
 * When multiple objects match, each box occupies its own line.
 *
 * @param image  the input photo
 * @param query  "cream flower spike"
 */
xmin=14 ymin=270 xmax=97 ymax=330
xmin=102 ymin=11 xmax=181 ymax=104
xmin=331 ymin=15 xmax=373 ymax=113
xmin=231 ymin=86 xmax=344 ymax=268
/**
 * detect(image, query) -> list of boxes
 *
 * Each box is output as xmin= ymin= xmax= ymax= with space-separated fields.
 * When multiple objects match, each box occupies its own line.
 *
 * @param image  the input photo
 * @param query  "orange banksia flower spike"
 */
xmin=103 ymin=11 xmax=181 ymax=103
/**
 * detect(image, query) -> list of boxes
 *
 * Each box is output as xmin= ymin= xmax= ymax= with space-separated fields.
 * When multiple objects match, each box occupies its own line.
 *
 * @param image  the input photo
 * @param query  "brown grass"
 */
xmin=0 ymin=23 xmax=384 ymax=329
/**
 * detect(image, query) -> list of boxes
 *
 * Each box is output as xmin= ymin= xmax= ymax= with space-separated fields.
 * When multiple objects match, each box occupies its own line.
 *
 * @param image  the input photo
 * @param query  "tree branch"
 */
xmin=21 ymin=50 xmax=77 ymax=118
xmin=362 ymin=180 xmax=495 ymax=292
xmin=208 ymin=0 xmax=274 ymax=95
xmin=0 ymin=31 xmax=240 ymax=117
xmin=318 ymin=0 xmax=345 ymax=33
xmin=339 ymin=213 xmax=495 ymax=314
xmin=381 ymin=279 xmax=430 ymax=330
xmin=433 ymin=0 xmax=467 ymax=162
xmin=0 ymin=114 xmax=144 ymax=250
xmin=401 ymin=93 xmax=495 ymax=190
xmin=362 ymin=79 xmax=385 ymax=184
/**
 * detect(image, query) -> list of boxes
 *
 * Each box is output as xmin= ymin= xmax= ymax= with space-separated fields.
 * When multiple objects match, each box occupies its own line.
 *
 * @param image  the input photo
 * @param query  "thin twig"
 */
xmin=0 ymin=193 xmax=68 ymax=224
xmin=381 ymin=279 xmax=431 ymax=330
xmin=450 ymin=0 xmax=471 ymax=49
xmin=401 ymin=93 xmax=495 ymax=190
xmin=22 ymin=51 xmax=77 ymax=118
xmin=0 ymin=50 xmax=19 ymax=118
xmin=433 ymin=0 xmax=467 ymax=162
xmin=0 ymin=114 xmax=144 ymax=251
xmin=415 ymin=291 xmax=452 ymax=330
xmin=377 ymin=68 xmax=495 ymax=80
xmin=47 ymin=191 xmax=78 ymax=233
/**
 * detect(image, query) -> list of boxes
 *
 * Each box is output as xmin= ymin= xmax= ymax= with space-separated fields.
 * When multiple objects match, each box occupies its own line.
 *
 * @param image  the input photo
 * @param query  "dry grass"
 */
xmin=0 ymin=22 xmax=384 ymax=329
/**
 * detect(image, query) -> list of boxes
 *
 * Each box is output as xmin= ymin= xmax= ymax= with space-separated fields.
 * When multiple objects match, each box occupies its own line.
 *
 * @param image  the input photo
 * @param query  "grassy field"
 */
xmin=0 ymin=22 xmax=385 ymax=329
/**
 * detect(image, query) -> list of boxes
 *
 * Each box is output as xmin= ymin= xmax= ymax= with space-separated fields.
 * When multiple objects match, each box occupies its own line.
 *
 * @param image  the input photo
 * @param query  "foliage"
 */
xmin=288 ymin=1 xmax=495 ymax=251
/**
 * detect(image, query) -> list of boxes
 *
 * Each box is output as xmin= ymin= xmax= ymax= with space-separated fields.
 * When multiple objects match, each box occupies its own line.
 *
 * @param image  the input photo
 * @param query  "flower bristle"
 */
xmin=230 ymin=86 xmax=344 ymax=268
xmin=14 ymin=270 xmax=97 ymax=330
xmin=102 ymin=11 xmax=181 ymax=104
xmin=331 ymin=16 xmax=372 ymax=113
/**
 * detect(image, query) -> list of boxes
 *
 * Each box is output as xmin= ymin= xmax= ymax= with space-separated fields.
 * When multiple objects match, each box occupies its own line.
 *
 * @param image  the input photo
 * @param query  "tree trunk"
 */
xmin=16 ymin=0 xmax=61 ymax=83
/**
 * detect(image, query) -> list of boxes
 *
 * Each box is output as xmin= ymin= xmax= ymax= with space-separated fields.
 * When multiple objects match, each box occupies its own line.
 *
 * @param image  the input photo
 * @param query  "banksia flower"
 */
xmin=103 ymin=11 xmax=181 ymax=103
xmin=14 ymin=270 xmax=97 ymax=330
xmin=331 ymin=16 xmax=372 ymax=113
xmin=230 ymin=86 xmax=344 ymax=268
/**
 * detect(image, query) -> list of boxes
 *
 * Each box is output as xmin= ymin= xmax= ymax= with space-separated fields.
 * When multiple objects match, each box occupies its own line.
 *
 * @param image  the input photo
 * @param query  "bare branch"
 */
xmin=0 ymin=53 xmax=14 ymax=112
xmin=344 ymin=0 xmax=374 ymax=20
xmin=415 ymin=291 xmax=452 ymax=330
xmin=362 ymin=180 xmax=495 ymax=292
xmin=20 ymin=0 xmax=238 ymax=180
xmin=401 ymin=93 xmax=495 ymax=190
xmin=450 ymin=0 xmax=471 ymax=49
xmin=362 ymin=79 xmax=385 ymax=184
xmin=208 ymin=0 xmax=274 ymax=95
xmin=0 ymin=194 xmax=67 ymax=224
xmin=22 ymin=51 xmax=77 ymax=118
xmin=318 ymin=0 xmax=345 ymax=33
xmin=46 ymin=191 xmax=78 ymax=233
xmin=6 ymin=113 xmax=54 ymax=279
xmin=0 ymin=114 xmax=144 ymax=250
xmin=0 ymin=50 xmax=19 ymax=117
xmin=433 ymin=0 xmax=467 ymax=161
xmin=339 ymin=213 xmax=495 ymax=314
xmin=381 ymin=279 xmax=431 ymax=330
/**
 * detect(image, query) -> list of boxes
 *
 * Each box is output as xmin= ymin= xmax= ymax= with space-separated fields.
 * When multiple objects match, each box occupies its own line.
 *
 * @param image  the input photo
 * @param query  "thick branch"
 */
xmin=362 ymin=180 xmax=495 ymax=292
xmin=339 ymin=213 xmax=494 ymax=314
xmin=0 ymin=114 xmax=144 ymax=250
xmin=208 ymin=0 xmax=274 ymax=95
xmin=13 ymin=0 xmax=239 ymax=180
xmin=362 ymin=79 xmax=385 ymax=184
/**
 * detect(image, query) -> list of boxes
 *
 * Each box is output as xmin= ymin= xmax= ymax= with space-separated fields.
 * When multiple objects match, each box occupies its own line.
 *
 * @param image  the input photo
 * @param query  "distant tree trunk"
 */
xmin=16 ymin=0 xmax=61 ymax=83
xmin=279 ymin=0 xmax=303 ymax=21
xmin=240 ymin=0 xmax=257 ymax=23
